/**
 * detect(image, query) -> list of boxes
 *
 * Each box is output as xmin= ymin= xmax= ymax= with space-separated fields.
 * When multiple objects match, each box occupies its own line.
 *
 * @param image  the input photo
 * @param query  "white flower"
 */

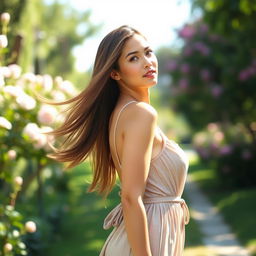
xmin=13 ymin=230 xmax=20 ymax=238
xmin=0 ymin=66 xmax=12 ymax=77
xmin=0 ymin=35 xmax=8 ymax=48
xmin=33 ymin=133 xmax=47 ymax=149
xmin=42 ymin=74 xmax=53 ymax=92
xmin=14 ymin=176 xmax=23 ymax=186
xmin=0 ymin=116 xmax=12 ymax=130
xmin=54 ymin=76 xmax=63 ymax=87
xmin=51 ymin=90 xmax=66 ymax=101
xmin=59 ymin=80 xmax=76 ymax=95
xmin=35 ymin=75 xmax=43 ymax=85
xmin=4 ymin=243 xmax=13 ymax=252
xmin=23 ymin=123 xmax=49 ymax=149
xmin=23 ymin=123 xmax=40 ymax=140
xmin=0 ymin=74 xmax=4 ymax=87
xmin=3 ymin=85 xmax=24 ymax=97
xmin=22 ymin=72 xmax=36 ymax=83
xmin=7 ymin=149 xmax=17 ymax=160
xmin=37 ymin=105 xmax=58 ymax=125
xmin=16 ymin=93 xmax=36 ymax=110
xmin=41 ymin=126 xmax=55 ymax=150
xmin=25 ymin=221 xmax=37 ymax=233
xmin=8 ymin=64 xmax=22 ymax=79
xmin=1 ymin=12 xmax=10 ymax=24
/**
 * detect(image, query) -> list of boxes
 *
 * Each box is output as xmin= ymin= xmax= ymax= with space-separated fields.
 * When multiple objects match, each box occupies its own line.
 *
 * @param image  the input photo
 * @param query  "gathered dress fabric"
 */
xmin=99 ymin=101 xmax=190 ymax=256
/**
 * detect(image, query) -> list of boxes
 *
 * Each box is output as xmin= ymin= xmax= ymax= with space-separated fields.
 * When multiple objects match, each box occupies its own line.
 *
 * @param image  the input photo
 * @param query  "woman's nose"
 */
xmin=144 ymin=56 xmax=152 ymax=68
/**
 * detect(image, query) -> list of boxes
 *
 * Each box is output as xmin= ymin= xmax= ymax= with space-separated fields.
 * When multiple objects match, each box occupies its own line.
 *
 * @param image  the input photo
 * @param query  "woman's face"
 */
xmin=112 ymin=34 xmax=158 ymax=90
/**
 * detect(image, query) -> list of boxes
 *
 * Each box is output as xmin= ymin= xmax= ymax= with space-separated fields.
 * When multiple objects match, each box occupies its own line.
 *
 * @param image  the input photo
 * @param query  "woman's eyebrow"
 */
xmin=125 ymin=46 xmax=150 ymax=59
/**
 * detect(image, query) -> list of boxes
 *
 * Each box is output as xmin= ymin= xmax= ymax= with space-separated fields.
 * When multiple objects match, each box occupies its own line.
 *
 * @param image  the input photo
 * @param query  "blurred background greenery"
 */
xmin=0 ymin=0 xmax=256 ymax=255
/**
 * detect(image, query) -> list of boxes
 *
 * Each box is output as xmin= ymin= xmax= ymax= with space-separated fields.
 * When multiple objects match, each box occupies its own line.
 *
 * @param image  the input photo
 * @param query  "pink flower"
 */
xmin=211 ymin=85 xmax=223 ymax=98
xmin=0 ymin=116 xmax=12 ymax=129
xmin=213 ymin=131 xmax=224 ymax=143
xmin=16 ymin=93 xmax=36 ymax=110
xmin=220 ymin=145 xmax=232 ymax=155
xmin=1 ymin=12 xmax=10 ymax=24
xmin=199 ymin=24 xmax=208 ymax=33
xmin=207 ymin=123 xmax=219 ymax=133
xmin=200 ymin=69 xmax=211 ymax=81
xmin=0 ymin=35 xmax=8 ymax=48
xmin=166 ymin=60 xmax=178 ymax=71
xmin=7 ymin=149 xmax=17 ymax=160
xmin=184 ymin=47 xmax=193 ymax=56
xmin=179 ymin=25 xmax=195 ymax=39
xmin=209 ymin=34 xmax=221 ymax=42
xmin=37 ymin=105 xmax=58 ymax=125
xmin=194 ymin=42 xmax=210 ymax=56
xmin=180 ymin=63 xmax=190 ymax=74
xmin=179 ymin=78 xmax=189 ymax=89
xmin=25 ymin=221 xmax=37 ymax=233
xmin=238 ymin=69 xmax=250 ymax=81
xmin=4 ymin=243 xmax=13 ymax=252
xmin=241 ymin=150 xmax=252 ymax=160
xmin=193 ymin=132 xmax=207 ymax=146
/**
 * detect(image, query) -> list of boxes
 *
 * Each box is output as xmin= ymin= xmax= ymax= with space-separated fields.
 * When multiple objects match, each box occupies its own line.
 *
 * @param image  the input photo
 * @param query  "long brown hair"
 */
xmin=47 ymin=25 xmax=142 ymax=196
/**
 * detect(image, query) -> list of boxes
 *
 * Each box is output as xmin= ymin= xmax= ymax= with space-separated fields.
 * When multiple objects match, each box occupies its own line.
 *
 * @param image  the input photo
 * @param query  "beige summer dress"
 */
xmin=99 ymin=101 xmax=190 ymax=256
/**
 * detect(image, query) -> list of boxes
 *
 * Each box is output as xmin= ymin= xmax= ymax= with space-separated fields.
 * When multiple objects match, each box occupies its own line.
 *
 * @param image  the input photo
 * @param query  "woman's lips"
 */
xmin=143 ymin=70 xmax=156 ymax=78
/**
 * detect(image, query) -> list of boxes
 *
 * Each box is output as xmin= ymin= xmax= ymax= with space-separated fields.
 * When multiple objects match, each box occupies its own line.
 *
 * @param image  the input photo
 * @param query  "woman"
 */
xmin=48 ymin=25 xmax=189 ymax=256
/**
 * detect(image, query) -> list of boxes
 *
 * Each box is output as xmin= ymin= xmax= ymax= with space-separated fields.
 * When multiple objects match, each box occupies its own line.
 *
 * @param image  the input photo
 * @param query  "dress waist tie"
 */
xmin=103 ymin=196 xmax=190 ymax=230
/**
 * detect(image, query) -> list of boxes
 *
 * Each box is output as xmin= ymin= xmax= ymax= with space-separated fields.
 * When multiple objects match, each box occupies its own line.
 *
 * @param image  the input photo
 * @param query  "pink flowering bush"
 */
xmin=167 ymin=19 xmax=256 ymax=188
xmin=192 ymin=122 xmax=256 ymax=187
xmin=0 ymin=12 xmax=76 ymax=255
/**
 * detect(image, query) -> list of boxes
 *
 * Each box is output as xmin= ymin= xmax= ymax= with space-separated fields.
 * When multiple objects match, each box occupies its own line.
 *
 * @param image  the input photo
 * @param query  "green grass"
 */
xmin=45 ymin=161 xmax=120 ymax=256
xmin=189 ymin=159 xmax=256 ymax=256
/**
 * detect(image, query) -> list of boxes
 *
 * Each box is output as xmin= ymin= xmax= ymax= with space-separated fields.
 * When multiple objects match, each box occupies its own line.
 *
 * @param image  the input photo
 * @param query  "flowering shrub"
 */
xmin=0 ymin=12 xmax=76 ymax=255
xmin=192 ymin=122 xmax=256 ymax=188
xmin=167 ymin=19 xmax=256 ymax=188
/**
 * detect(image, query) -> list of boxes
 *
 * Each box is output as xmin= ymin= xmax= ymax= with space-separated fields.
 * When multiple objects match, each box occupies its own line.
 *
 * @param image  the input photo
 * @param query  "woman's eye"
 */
xmin=129 ymin=56 xmax=138 ymax=62
xmin=146 ymin=49 xmax=153 ymax=56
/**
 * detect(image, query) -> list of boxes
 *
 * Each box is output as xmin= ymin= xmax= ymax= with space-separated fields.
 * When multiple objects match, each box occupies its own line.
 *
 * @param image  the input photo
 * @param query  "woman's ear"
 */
xmin=110 ymin=70 xmax=121 ymax=80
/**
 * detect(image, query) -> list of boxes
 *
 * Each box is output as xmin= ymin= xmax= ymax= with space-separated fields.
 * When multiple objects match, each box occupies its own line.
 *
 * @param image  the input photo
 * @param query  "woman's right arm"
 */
xmin=120 ymin=102 xmax=157 ymax=256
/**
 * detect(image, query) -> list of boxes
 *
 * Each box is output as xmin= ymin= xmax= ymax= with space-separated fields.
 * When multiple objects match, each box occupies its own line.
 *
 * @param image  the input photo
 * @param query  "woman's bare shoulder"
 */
xmin=122 ymin=101 xmax=158 ymax=128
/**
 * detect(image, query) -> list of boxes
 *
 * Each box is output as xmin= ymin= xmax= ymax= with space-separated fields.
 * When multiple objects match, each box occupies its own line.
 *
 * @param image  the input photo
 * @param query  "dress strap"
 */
xmin=113 ymin=101 xmax=137 ymax=168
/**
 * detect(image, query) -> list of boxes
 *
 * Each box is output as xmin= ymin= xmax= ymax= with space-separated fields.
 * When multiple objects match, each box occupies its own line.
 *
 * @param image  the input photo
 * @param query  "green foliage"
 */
xmin=37 ymin=1 xmax=100 ymax=77
xmin=1 ymin=0 xmax=99 ymax=83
